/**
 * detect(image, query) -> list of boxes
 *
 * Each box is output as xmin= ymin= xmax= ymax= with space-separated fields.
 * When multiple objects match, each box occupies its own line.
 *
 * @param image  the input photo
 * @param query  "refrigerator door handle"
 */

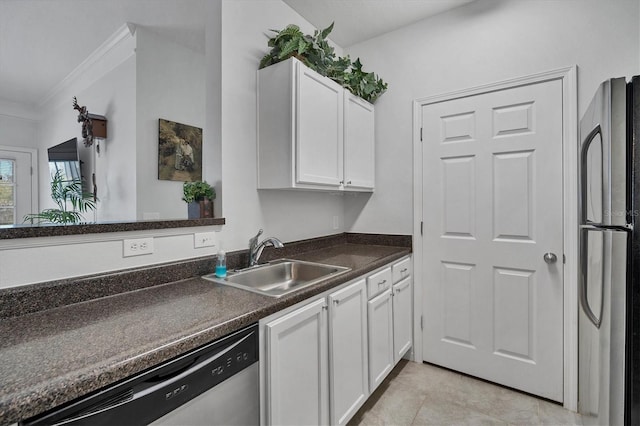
xmin=579 ymin=229 xmax=603 ymax=329
xmin=580 ymin=125 xmax=603 ymax=224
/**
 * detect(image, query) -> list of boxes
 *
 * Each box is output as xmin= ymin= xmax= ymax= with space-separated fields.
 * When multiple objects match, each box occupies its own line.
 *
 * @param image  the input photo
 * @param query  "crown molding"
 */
xmin=39 ymin=23 xmax=137 ymax=113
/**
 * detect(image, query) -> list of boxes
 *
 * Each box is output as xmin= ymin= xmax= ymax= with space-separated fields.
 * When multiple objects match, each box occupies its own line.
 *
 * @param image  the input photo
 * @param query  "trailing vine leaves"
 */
xmin=23 ymin=170 xmax=97 ymax=224
xmin=259 ymin=23 xmax=387 ymax=103
xmin=343 ymin=58 xmax=388 ymax=104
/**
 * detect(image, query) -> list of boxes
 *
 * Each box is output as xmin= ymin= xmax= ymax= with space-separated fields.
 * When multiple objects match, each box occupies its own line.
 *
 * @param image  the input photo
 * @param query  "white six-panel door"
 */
xmin=421 ymin=79 xmax=564 ymax=401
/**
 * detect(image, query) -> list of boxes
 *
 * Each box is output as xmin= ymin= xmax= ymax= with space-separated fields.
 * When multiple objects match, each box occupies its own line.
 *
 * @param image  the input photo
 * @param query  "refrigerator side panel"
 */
xmin=609 ymin=231 xmax=627 ymax=426
xmin=627 ymin=76 xmax=640 ymax=425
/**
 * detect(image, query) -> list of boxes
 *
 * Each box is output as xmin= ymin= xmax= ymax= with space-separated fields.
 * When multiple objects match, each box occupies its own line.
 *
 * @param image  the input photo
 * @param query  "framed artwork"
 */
xmin=158 ymin=119 xmax=203 ymax=182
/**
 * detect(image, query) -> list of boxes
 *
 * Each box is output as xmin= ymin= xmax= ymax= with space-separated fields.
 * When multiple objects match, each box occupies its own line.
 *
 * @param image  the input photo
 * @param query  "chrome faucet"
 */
xmin=248 ymin=229 xmax=284 ymax=267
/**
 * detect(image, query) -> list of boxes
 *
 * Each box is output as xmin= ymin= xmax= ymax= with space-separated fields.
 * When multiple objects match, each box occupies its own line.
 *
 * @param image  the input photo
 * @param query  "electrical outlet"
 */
xmin=123 ymin=238 xmax=154 ymax=257
xmin=194 ymin=232 xmax=217 ymax=248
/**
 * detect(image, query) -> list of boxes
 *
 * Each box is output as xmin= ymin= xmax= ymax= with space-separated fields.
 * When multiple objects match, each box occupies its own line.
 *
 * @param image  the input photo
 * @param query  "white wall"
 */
xmin=135 ymin=27 xmax=206 ymax=220
xmin=0 ymin=114 xmax=38 ymax=150
xmin=77 ymin=56 xmax=138 ymax=222
xmin=35 ymin=29 xmax=138 ymax=222
xmin=344 ymin=0 xmax=640 ymax=235
xmin=214 ymin=0 xmax=346 ymax=251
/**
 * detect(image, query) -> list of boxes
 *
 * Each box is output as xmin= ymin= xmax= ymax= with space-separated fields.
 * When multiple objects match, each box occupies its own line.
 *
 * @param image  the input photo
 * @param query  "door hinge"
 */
xmin=420 ymin=221 xmax=423 ymax=236
xmin=420 ymin=127 xmax=423 ymax=142
xmin=420 ymin=315 xmax=423 ymax=331
xmin=563 ymin=254 xmax=566 ymax=264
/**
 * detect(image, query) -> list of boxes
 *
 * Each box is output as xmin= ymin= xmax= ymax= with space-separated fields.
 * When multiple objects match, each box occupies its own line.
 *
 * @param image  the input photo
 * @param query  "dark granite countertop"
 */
xmin=0 ymin=235 xmax=410 ymax=425
xmin=0 ymin=217 xmax=226 ymax=240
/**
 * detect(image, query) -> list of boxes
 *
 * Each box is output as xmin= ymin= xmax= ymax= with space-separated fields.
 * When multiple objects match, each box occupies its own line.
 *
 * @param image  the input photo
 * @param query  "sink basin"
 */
xmin=203 ymin=259 xmax=351 ymax=298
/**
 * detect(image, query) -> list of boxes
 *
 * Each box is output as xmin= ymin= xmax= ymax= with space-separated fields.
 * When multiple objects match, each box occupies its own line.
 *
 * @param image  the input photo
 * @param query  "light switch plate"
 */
xmin=194 ymin=232 xmax=217 ymax=248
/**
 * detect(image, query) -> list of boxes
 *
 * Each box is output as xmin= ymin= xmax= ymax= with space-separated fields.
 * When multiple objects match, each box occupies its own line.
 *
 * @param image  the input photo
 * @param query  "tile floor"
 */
xmin=348 ymin=360 xmax=583 ymax=425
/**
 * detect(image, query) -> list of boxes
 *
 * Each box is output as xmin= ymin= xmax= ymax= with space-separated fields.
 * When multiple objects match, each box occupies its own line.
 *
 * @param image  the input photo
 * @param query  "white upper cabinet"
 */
xmin=257 ymin=58 xmax=374 ymax=192
xmin=343 ymin=93 xmax=375 ymax=191
xmin=297 ymin=65 xmax=344 ymax=187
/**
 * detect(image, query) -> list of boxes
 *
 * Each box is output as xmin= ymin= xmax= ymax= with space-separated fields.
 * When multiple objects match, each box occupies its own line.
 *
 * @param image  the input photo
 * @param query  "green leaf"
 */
xmin=320 ymin=22 xmax=334 ymax=39
xmin=297 ymin=37 xmax=309 ymax=55
xmin=279 ymin=37 xmax=300 ymax=59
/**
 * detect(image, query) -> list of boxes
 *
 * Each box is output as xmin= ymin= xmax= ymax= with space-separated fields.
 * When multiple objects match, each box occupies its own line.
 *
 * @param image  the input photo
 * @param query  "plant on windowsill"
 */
xmin=23 ymin=170 xmax=97 ymax=225
xmin=182 ymin=181 xmax=216 ymax=219
xmin=258 ymin=22 xmax=387 ymax=104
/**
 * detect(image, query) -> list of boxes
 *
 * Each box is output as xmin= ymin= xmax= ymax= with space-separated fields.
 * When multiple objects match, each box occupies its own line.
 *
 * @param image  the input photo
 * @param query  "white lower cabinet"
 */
xmin=392 ymin=277 xmax=413 ymax=362
xmin=329 ymin=279 xmax=369 ymax=426
xmin=262 ymin=255 xmax=413 ymax=425
xmin=265 ymin=298 xmax=329 ymax=426
xmin=367 ymin=287 xmax=394 ymax=393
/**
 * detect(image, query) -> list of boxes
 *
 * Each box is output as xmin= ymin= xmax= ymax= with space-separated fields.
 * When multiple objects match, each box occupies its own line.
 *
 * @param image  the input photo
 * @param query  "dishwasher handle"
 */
xmin=23 ymin=324 xmax=259 ymax=426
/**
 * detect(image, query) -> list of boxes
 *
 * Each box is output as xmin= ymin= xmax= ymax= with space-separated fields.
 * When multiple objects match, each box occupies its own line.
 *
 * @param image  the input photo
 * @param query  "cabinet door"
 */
xmin=367 ymin=288 xmax=394 ymax=393
xmin=393 ymin=277 xmax=413 ymax=363
xmin=266 ymin=298 xmax=329 ymax=426
xmin=329 ymin=279 xmax=369 ymax=426
xmin=296 ymin=62 xmax=344 ymax=187
xmin=344 ymin=93 xmax=375 ymax=190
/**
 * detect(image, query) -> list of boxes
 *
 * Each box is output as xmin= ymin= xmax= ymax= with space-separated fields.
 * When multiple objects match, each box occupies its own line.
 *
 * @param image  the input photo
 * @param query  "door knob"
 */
xmin=543 ymin=253 xmax=557 ymax=264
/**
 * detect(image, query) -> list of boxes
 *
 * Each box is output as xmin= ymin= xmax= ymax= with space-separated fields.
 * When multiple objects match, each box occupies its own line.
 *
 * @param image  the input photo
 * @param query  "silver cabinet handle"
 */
xmin=346 ymin=180 xmax=352 ymax=185
xmin=333 ymin=299 xmax=340 ymax=305
xmin=401 ymin=268 xmax=408 ymax=273
xmin=543 ymin=253 xmax=558 ymax=264
xmin=377 ymin=279 xmax=387 ymax=286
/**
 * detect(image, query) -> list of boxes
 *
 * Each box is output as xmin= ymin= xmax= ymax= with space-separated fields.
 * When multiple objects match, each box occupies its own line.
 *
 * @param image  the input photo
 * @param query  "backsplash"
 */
xmin=0 ymin=233 xmax=411 ymax=319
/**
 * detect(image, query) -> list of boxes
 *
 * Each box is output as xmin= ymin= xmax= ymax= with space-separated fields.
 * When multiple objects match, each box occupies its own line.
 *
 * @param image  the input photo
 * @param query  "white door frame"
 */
xmin=412 ymin=66 xmax=578 ymax=410
xmin=0 ymin=145 xmax=39 ymax=219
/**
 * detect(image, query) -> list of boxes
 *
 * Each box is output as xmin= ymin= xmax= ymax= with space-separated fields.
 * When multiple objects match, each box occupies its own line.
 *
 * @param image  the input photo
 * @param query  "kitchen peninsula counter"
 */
xmin=0 ymin=233 xmax=411 ymax=425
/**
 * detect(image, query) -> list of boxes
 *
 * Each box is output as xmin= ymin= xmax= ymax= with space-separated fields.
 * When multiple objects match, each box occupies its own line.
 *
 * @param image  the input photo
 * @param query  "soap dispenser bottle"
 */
xmin=215 ymin=249 xmax=227 ymax=278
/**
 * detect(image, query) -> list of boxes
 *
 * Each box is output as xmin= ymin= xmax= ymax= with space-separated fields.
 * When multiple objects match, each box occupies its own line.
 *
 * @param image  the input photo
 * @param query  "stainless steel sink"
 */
xmin=203 ymin=259 xmax=351 ymax=298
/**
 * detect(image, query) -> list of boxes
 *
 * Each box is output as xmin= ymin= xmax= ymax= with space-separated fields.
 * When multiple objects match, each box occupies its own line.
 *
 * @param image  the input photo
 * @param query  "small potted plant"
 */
xmin=182 ymin=181 xmax=216 ymax=219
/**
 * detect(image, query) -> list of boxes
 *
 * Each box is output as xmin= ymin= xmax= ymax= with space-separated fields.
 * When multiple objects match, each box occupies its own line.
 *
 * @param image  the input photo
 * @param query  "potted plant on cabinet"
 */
xmin=182 ymin=181 xmax=215 ymax=219
xmin=258 ymin=22 xmax=387 ymax=104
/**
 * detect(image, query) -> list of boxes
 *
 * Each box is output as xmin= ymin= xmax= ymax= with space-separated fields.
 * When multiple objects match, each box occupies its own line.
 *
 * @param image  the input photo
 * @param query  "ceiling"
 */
xmin=0 ymin=0 xmax=207 ymax=109
xmin=0 ymin=0 xmax=474 ymax=109
xmin=282 ymin=0 xmax=476 ymax=47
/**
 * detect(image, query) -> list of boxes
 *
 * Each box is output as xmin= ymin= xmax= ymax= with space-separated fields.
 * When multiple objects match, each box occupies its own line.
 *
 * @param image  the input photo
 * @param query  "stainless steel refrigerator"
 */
xmin=579 ymin=75 xmax=640 ymax=425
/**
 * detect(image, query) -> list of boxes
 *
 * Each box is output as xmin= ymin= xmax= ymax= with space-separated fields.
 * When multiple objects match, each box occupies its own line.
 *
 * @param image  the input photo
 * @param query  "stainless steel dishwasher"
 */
xmin=22 ymin=324 xmax=259 ymax=426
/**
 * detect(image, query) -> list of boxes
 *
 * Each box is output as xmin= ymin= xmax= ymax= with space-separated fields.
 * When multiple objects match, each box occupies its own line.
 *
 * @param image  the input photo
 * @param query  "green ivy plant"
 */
xmin=182 ymin=181 xmax=215 ymax=203
xmin=23 ymin=170 xmax=97 ymax=225
xmin=259 ymin=23 xmax=387 ymax=103
xmin=342 ymin=58 xmax=388 ymax=104
xmin=259 ymin=23 xmax=337 ymax=76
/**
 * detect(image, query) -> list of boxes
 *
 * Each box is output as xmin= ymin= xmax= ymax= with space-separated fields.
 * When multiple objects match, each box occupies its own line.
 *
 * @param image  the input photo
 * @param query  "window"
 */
xmin=0 ymin=159 xmax=16 ymax=225
xmin=49 ymin=160 xmax=81 ymax=183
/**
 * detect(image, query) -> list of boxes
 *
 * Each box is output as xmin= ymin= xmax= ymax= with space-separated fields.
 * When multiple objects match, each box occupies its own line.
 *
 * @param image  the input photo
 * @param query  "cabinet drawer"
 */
xmin=367 ymin=267 xmax=392 ymax=299
xmin=392 ymin=257 xmax=412 ymax=283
